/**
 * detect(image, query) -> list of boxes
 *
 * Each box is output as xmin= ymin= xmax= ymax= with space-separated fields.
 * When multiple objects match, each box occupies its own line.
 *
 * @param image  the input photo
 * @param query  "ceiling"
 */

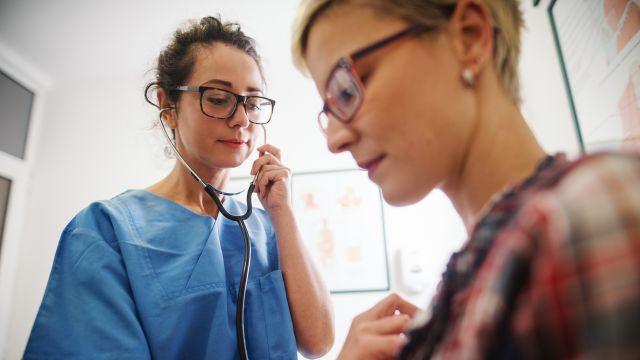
xmin=0 ymin=0 xmax=300 ymax=85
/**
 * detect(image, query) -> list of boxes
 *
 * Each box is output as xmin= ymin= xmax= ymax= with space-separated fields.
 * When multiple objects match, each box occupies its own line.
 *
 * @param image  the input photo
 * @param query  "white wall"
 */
xmin=0 ymin=0 xmax=580 ymax=359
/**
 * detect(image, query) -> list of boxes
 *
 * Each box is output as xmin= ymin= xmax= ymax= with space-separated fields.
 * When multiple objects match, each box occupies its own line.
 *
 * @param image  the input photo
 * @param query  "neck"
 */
xmin=441 ymin=80 xmax=546 ymax=232
xmin=147 ymin=161 xmax=228 ymax=217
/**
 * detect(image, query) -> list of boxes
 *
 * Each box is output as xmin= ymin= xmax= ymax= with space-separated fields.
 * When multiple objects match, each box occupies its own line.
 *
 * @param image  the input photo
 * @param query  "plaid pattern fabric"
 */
xmin=398 ymin=153 xmax=640 ymax=359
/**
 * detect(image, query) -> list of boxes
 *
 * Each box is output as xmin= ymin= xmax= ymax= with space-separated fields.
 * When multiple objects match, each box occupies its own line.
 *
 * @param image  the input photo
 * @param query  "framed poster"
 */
xmin=549 ymin=0 xmax=640 ymax=153
xmin=291 ymin=169 xmax=389 ymax=293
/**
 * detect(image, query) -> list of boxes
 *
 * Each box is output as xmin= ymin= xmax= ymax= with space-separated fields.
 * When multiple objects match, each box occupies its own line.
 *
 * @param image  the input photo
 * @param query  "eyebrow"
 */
xmin=203 ymin=79 xmax=263 ymax=94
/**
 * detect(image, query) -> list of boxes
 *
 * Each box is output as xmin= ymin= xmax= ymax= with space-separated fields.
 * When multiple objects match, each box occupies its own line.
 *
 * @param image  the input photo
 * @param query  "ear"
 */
xmin=449 ymin=0 xmax=494 ymax=77
xmin=157 ymin=88 xmax=178 ymax=129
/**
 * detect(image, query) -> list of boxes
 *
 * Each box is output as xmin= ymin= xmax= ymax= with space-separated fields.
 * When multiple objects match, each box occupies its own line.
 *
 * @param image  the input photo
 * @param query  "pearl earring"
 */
xmin=461 ymin=68 xmax=475 ymax=87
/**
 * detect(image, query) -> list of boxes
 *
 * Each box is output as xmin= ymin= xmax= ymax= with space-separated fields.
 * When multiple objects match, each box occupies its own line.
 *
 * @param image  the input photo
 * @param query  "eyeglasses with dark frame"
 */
xmin=317 ymin=24 xmax=429 ymax=133
xmin=174 ymin=85 xmax=276 ymax=125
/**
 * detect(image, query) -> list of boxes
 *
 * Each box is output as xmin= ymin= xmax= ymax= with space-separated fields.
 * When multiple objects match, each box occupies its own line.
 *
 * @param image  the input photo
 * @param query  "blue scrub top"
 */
xmin=24 ymin=190 xmax=297 ymax=359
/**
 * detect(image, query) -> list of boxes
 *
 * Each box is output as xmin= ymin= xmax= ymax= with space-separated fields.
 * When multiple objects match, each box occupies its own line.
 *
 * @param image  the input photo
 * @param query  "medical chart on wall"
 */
xmin=291 ymin=170 xmax=389 ymax=293
xmin=550 ymin=0 xmax=640 ymax=153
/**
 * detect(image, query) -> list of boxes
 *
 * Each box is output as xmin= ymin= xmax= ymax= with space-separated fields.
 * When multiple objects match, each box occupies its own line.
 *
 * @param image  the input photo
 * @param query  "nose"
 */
xmin=325 ymin=115 xmax=356 ymax=154
xmin=227 ymin=102 xmax=251 ymax=128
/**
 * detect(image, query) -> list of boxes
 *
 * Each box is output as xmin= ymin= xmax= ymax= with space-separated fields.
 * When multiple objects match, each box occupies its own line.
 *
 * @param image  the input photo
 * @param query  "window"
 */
xmin=0 ymin=71 xmax=34 ymax=159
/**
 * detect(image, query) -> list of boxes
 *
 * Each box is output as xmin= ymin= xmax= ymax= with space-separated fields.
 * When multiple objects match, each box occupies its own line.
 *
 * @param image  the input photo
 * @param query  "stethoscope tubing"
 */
xmin=158 ymin=107 xmax=258 ymax=360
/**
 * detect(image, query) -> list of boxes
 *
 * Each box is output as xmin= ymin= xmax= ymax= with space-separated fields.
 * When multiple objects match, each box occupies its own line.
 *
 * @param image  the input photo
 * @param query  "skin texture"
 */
xmin=304 ymin=0 xmax=546 ymax=358
xmin=149 ymin=43 xmax=334 ymax=358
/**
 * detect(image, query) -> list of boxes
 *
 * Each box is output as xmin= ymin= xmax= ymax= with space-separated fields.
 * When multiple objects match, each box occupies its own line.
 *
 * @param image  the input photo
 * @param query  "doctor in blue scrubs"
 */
xmin=24 ymin=15 xmax=334 ymax=359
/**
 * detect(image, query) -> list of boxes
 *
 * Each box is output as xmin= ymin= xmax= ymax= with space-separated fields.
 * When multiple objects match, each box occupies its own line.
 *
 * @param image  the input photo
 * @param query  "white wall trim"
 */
xmin=0 ymin=42 xmax=48 ymax=357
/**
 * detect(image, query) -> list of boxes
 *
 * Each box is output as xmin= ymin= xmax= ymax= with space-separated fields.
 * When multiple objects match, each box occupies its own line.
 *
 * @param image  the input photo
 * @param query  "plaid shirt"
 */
xmin=398 ymin=152 xmax=640 ymax=359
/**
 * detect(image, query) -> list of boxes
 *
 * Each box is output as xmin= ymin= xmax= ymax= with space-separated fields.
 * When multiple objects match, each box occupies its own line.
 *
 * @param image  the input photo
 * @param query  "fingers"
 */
xmin=339 ymin=333 xmax=407 ymax=360
xmin=374 ymin=333 xmax=409 ymax=358
xmin=250 ymin=144 xmax=290 ymax=197
xmin=361 ymin=314 xmax=412 ymax=335
xmin=338 ymin=311 xmax=412 ymax=360
xmin=256 ymin=144 xmax=281 ymax=160
xmin=250 ymin=143 xmax=281 ymax=176
xmin=254 ymin=164 xmax=290 ymax=197
xmin=361 ymin=293 xmax=419 ymax=321
xmin=250 ymin=152 xmax=281 ymax=176
xmin=395 ymin=297 xmax=420 ymax=318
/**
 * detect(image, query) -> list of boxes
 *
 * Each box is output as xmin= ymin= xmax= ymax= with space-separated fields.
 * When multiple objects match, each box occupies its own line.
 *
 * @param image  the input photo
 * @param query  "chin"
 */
xmin=380 ymin=185 xmax=425 ymax=207
xmin=214 ymin=158 xmax=245 ymax=170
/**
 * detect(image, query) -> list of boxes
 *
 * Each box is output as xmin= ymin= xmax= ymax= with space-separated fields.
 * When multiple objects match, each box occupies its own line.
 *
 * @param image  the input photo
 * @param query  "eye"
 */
xmin=204 ymin=96 xmax=230 ymax=106
xmin=335 ymin=84 xmax=357 ymax=107
xmin=245 ymin=98 xmax=266 ymax=112
xmin=359 ymin=72 xmax=371 ymax=86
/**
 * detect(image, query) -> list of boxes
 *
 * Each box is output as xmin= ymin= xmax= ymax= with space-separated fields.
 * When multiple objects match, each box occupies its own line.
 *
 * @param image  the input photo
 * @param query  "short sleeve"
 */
xmin=24 ymin=214 xmax=151 ymax=359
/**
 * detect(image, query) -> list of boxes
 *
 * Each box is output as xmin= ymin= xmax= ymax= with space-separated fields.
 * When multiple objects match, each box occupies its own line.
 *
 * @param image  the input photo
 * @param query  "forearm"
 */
xmin=269 ymin=206 xmax=335 ymax=358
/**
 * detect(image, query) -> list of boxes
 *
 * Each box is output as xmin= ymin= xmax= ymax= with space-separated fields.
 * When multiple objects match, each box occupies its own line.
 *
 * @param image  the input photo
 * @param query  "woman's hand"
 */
xmin=337 ymin=293 xmax=419 ymax=360
xmin=250 ymin=144 xmax=291 ymax=213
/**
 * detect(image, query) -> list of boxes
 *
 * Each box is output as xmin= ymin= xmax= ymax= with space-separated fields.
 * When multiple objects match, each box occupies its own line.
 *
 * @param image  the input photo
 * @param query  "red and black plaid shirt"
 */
xmin=399 ymin=152 xmax=640 ymax=359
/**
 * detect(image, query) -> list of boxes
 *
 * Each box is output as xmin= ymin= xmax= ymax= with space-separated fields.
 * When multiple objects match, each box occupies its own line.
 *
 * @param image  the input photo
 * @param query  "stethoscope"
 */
xmin=157 ymin=105 xmax=263 ymax=360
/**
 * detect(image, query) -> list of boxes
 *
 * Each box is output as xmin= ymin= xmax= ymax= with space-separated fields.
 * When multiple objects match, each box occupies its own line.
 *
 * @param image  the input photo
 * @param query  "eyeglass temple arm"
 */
xmin=174 ymin=85 xmax=200 ymax=92
xmin=351 ymin=24 xmax=427 ymax=60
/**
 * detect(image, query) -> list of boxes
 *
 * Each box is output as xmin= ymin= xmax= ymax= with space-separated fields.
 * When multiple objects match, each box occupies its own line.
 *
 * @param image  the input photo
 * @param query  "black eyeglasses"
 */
xmin=317 ymin=24 xmax=429 ymax=133
xmin=174 ymin=85 xmax=276 ymax=125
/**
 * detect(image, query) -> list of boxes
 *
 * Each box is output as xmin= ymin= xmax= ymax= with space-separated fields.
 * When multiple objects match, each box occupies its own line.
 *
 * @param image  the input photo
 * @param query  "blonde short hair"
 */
xmin=291 ymin=0 xmax=524 ymax=103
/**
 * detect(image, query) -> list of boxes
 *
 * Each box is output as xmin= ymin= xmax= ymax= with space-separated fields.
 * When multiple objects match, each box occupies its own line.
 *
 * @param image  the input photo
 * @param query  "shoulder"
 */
xmin=57 ymin=190 xmax=147 ymax=260
xmin=68 ymin=190 xmax=146 ymax=239
xmin=505 ymin=153 xmax=640 ymax=356
xmin=70 ymin=188 xmax=184 ymax=237
xmin=529 ymin=152 xmax=640 ymax=241
xmin=506 ymin=153 xmax=639 ymax=243
xmin=553 ymin=152 xmax=639 ymax=203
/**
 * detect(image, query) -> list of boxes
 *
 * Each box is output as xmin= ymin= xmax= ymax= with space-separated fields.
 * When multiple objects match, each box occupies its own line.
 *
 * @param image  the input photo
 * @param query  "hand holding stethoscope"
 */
xmin=251 ymin=144 xmax=292 ymax=213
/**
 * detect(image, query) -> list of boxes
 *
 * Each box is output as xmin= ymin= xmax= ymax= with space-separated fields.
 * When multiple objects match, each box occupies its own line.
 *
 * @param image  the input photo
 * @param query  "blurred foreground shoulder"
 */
xmin=521 ymin=152 xmax=640 ymax=358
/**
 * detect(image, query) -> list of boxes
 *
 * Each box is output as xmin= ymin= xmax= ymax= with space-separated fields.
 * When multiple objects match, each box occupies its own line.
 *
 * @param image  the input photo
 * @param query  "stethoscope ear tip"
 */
xmin=159 ymin=107 xmax=175 ymax=121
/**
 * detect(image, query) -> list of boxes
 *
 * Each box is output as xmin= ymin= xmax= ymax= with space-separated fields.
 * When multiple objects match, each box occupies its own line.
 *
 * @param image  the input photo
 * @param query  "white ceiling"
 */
xmin=0 ymin=0 xmax=300 ymax=84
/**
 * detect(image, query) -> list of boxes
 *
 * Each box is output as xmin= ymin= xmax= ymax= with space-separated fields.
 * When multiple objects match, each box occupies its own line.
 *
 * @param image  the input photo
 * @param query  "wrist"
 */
xmin=267 ymin=203 xmax=293 ymax=218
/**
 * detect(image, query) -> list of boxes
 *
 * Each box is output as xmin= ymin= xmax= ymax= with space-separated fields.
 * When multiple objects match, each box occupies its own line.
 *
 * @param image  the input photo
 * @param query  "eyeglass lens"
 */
xmin=201 ymin=88 xmax=273 ymax=124
xmin=326 ymin=63 xmax=362 ymax=122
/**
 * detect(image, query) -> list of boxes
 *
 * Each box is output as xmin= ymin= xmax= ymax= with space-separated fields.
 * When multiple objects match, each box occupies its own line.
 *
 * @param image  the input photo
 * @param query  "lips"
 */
xmin=357 ymin=155 xmax=385 ymax=178
xmin=219 ymin=139 xmax=248 ymax=149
